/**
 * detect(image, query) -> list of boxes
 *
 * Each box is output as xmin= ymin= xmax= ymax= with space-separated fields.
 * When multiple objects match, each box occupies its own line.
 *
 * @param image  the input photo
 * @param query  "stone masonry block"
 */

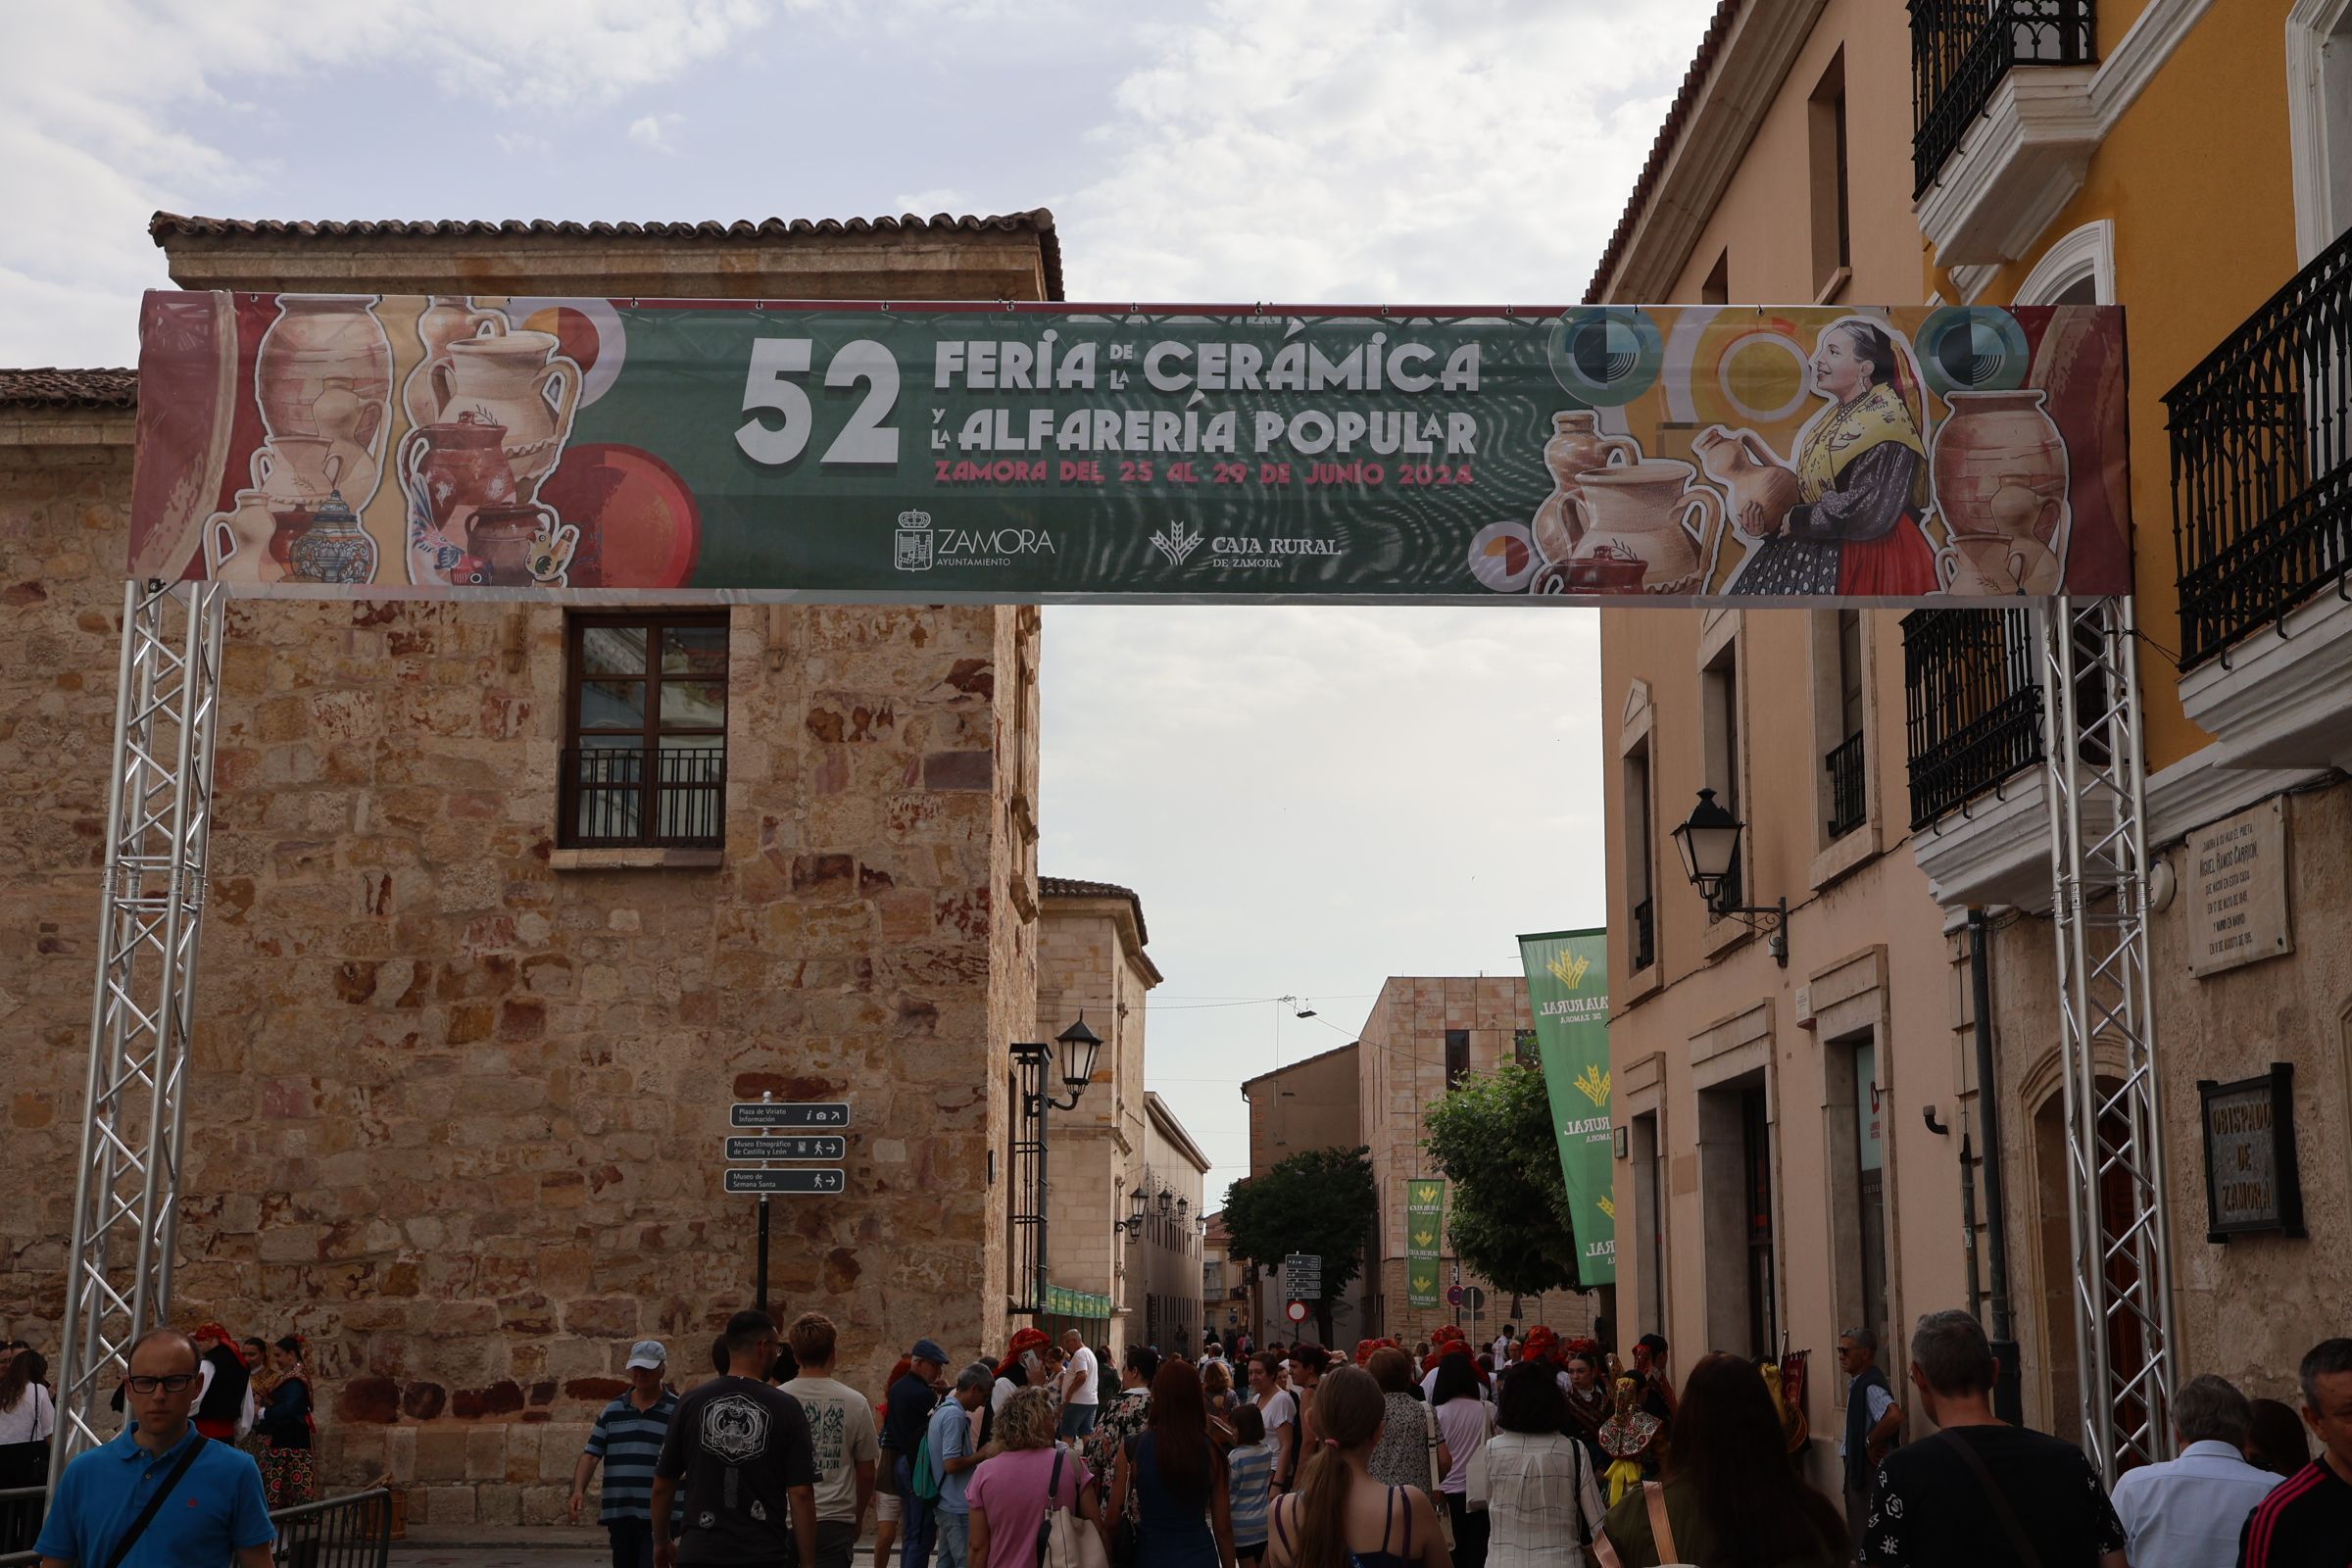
xmin=466 ymin=1424 xmax=507 ymax=1481
xmin=416 ymin=1424 xmax=469 ymax=1483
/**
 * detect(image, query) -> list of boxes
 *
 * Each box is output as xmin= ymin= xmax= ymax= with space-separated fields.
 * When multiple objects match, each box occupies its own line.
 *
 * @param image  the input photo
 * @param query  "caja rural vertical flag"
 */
xmin=1518 ymin=929 xmax=1616 ymax=1285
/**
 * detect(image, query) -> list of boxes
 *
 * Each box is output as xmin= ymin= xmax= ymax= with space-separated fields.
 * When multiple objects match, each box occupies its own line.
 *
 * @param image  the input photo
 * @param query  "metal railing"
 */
xmin=1910 ymin=0 xmax=2095 ymax=196
xmin=1632 ymin=896 xmax=1655 ymax=971
xmin=1826 ymin=730 xmax=1869 ymax=840
xmin=1903 ymin=609 xmax=2045 ymax=827
xmin=0 ymin=1485 xmax=390 ymax=1568
xmin=2168 ymin=222 xmax=2352 ymax=667
xmin=560 ymin=744 xmax=726 ymax=849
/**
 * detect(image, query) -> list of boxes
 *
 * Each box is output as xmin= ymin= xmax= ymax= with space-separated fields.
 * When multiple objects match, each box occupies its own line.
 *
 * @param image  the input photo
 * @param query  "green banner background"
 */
xmin=1519 ymin=929 xmax=1616 ymax=1286
xmin=1404 ymin=1177 xmax=1446 ymax=1309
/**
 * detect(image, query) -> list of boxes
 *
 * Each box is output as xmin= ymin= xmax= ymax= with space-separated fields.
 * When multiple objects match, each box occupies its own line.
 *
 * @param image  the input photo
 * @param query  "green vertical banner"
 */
xmin=1404 ymin=1178 xmax=1446 ymax=1308
xmin=1519 ymin=928 xmax=1617 ymax=1285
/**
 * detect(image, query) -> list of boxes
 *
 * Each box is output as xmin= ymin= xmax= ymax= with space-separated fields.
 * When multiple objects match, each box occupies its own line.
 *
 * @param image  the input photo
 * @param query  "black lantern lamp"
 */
xmin=1670 ymin=787 xmax=1788 ymax=966
xmin=1157 ymin=1186 xmax=1174 ymax=1217
xmin=1055 ymin=1013 xmax=1103 ymax=1095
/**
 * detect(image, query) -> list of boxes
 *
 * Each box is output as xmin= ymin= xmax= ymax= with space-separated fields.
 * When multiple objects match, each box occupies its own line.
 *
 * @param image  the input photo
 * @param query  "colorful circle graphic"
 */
xmin=1917 ymin=306 xmax=2031 ymax=399
xmin=505 ymin=296 xmax=628 ymax=409
xmin=1547 ymin=308 xmax=1665 ymax=407
xmin=1468 ymin=520 xmax=1539 ymax=592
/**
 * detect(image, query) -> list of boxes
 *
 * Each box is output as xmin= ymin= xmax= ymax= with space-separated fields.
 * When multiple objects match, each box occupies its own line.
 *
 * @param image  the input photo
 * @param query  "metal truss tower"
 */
xmin=50 ymin=580 xmax=227 ymax=1480
xmin=2042 ymin=594 xmax=2177 ymax=1483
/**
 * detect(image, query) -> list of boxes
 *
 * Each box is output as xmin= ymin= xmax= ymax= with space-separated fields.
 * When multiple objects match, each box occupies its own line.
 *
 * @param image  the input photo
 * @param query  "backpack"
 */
xmin=911 ymin=1413 xmax=944 ymax=1503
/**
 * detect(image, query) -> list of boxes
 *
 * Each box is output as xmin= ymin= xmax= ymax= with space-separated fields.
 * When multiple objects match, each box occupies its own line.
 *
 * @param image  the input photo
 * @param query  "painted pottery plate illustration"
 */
xmin=127 ymin=291 xmax=237 ymax=581
xmin=537 ymin=441 xmax=700 ymax=590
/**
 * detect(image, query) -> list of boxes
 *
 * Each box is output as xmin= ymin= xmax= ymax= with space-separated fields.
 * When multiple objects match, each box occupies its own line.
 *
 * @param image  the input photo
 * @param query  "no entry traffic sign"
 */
xmin=725 ymin=1168 xmax=845 ymax=1195
xmin=1286 ymin=1300 xmax=1308 ymax=1325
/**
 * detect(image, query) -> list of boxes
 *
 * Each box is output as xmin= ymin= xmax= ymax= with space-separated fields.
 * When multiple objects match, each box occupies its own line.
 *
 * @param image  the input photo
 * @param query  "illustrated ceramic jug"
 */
xmin=1932 ymin=388 xmax=2071 ymax=545
xmin=286 ymin=490 xmax=377 ymax=586
xmin=1936 ymin=531 xmax=2060 ymax=597
xmin=1691 ymin=425 xmax=1801 ymax=538
xmin=429 ymin=330 xmax=580 ymax=495
xmin=1559 ymin=460 xmax=1725 ymax=594
xmin=255 ymin=295 xmax=392 ymax=447
xmin=399 ymin=413 xmax=517 ymax=531
xmin=250 ymin=435 xmax=346 ymax=505
xmin=203 ymin=489 xmax=283 ymax=586
xmin=467 ymin=502 xmax=558 ymax=586
xmin=404 ymin=296 xmax=510 ymax=433
xmin=1533 ymin=412 xmax=1639 ymax=564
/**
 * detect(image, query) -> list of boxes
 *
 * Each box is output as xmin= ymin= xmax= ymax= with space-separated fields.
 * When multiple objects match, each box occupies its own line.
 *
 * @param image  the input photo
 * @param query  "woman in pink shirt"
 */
xmin=968 ymin=1387 xmax=1107 ymax=1568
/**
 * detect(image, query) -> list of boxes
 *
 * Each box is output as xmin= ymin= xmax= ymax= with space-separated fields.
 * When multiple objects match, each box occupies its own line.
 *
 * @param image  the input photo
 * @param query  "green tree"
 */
xmin=1221 ymin=1145 xmax=1377 ymax=1345
xmin=1422 ymin=1063 xmax=1586 ymax=1300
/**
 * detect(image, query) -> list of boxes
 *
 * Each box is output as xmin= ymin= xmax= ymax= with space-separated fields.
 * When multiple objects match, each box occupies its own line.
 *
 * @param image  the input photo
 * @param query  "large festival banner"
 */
xmin=129 ymin=292 xmax=2132 ymax=604
xmin=1405 ymin=1178 xmax=1446 ymax=1309
xmin=1520 ymin=929 xmax=1616 ymax=1286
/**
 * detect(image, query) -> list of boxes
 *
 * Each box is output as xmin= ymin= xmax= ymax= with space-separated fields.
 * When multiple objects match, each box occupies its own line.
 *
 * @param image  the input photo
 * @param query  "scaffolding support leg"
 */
xmin=51 ymin=580 xmax=226 ymax=1483
xmin=2041 ymin=594 xmax=2177 ymax=1483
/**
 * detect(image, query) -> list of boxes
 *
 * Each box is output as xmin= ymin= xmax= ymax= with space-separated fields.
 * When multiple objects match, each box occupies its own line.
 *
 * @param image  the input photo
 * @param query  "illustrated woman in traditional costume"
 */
xmin=1730 ymin=318 xmax=1939 ymax=597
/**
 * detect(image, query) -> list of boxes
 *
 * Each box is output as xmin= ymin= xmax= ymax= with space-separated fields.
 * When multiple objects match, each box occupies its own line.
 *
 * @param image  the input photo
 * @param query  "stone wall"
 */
xmin=0 ymin=414 xmax=1040 ymax=1524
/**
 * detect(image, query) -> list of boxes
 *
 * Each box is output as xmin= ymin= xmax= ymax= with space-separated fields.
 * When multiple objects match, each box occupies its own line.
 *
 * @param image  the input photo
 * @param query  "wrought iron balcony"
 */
xmin=2169 ymin=223 xmax=2352 ymax=668
xmin=1910 ymin=0 xmax=2096 ymax=197
xmin=560 ymin=744 xmax=726 ymax=849
xmin=1903 ymin=610 xmax=2044 ymax=827
xmin=1632 ymin=896 xmax=1655 ymax=972
xmin=1826 ymin=730 xmax=1869 ymax=840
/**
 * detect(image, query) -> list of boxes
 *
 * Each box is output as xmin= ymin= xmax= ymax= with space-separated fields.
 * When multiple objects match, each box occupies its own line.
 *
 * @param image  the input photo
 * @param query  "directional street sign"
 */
xmin=732 ymin=1102 xmax=850 ymax=1128
xmin=724 ymin=1168 xmax=846 ymax=1195
xmin=724 ymin=1135 xmax=847 ymax=1162
xmin=1282 ymin=1252 xmax=1322 ymax=1299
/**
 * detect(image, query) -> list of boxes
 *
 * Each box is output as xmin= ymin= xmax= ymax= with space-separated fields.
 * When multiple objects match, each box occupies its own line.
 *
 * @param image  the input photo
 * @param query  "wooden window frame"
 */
xmin=561 ymin=610 xmax=731 ymax=849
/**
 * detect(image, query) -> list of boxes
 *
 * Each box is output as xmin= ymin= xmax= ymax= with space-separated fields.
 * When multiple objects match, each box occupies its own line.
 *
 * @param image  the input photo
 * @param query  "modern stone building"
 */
xmin=1357 ymin=977 xmax=1595 ymax=1346
xmin=0 ymin=209 xmax=1062 ymax=1526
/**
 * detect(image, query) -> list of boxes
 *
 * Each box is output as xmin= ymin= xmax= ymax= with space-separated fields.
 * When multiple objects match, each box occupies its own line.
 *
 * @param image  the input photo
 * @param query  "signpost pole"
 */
xmin=756 ymin=1091 xmax=773 ymax=1314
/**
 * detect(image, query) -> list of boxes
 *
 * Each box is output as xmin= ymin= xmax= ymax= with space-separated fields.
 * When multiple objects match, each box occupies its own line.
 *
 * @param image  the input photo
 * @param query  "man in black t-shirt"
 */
xmin=2238 ymin=1336 xmax=2352 ymax=1568
xmin=1863 ymin=1309 xmax=2126 ymax=1568
xmin=652 ymin=1309 xmax=817 ymax=1568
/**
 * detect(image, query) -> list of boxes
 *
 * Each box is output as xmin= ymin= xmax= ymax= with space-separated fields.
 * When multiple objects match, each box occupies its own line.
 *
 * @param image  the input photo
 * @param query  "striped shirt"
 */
xmin=1228 ymin=1439 xmax=1276 ymax=1547
xmin=585 ymin=1390 xmax=678 ymax=1524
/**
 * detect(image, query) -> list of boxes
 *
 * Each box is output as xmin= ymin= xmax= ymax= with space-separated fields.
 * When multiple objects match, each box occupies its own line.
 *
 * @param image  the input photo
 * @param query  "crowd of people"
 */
xmin=14 ymin=1304 xmax=2348 ymax=1567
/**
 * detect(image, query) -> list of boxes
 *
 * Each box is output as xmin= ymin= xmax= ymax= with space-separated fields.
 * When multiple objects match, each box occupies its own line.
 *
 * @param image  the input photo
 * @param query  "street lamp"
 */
xmin=1157 ymin=1186 xmax=1174 ymax=1217
xmin=1012 ymin=1013 xmax=1102 ymax=1325
xmin=1116 ymin=1185 xmax=1145 ymax=1240
xmin=1670 ymin=787 xmax=1788 ymax=966
xmin=1177 ymin=1196 xmax=1190 ymax=1221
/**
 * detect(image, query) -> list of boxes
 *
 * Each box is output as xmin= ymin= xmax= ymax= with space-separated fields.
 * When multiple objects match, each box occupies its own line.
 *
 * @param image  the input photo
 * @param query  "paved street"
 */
xmin=391 ymin=1530 xmax=881 ymax=1567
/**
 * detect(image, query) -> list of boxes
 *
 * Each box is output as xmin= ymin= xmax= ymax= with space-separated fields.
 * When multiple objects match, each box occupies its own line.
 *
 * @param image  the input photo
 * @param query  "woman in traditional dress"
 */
xmin=1729 ymin=318 xmax=1938 ymax=598
xmin=255 ymin=1335 xmax=316 ymax=1508
xmin=1595 ymin=1374 xmax=1661 ymax=1507
xmin=1558 ymin=1348 xmax=1611 ymax=1474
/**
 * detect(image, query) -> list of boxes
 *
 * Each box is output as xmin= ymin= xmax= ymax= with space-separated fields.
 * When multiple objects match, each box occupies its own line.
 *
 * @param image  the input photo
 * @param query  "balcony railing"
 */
xmin=1903 ymin=609 xmax=2044 ymax=827
xmin=1826 ymin=730 xmax=1869 ymax=840
xmin=2169 ymin=223 xmax=2352 ymax=668
xmin=561 ymin=744 xmax=726 ymax=849
xmin=1632 ymin=896 xmax=1655 ymax=971
xmin=1910 ymin=0 xmax=2096 ymax=196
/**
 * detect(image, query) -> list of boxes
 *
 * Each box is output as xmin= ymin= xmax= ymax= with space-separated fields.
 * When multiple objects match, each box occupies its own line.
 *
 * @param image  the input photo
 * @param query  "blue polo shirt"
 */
xmin=35 ymin=1425 xmax=274 ymax=1566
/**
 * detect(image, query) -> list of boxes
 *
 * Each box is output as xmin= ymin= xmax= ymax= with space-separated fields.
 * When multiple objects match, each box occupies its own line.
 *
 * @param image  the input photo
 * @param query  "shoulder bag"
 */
xmin=102 ymin=1433 xmax=206 ymax=1568
xmin=1932 ymin=1428 xmax=2043 ymax=1568
xmin=1040 ymin=1447 xmax=1110 ymax=1568
xmin=1424 ymin=1403 xmax=1454 ymax=1550
xmin=1464 ymin=1427 xmax=1491 ymax=1512
xmin=1641 ymin=1479 xmax=1703 ymax=1568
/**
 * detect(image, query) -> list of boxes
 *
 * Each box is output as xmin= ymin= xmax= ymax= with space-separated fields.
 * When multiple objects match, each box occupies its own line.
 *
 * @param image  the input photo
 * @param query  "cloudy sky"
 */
xmin=3 ymin=0 xmax=1717 ymax=1200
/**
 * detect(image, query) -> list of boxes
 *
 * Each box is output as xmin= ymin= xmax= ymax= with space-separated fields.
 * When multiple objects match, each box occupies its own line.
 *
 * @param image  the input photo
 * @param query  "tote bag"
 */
xmin=1039 ymin=1448 xmax=1110 ymax=1568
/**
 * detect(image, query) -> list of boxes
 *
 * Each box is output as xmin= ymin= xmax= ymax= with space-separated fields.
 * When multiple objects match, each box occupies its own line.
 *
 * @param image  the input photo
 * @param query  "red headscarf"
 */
xmin=996 ymin=1327 xmax=1051 ymax=1381
xmin=193 ymin=1323 xmax=244 ymax=1366
xmin=1521 ymin=1325 xmax=1561 ymax=1366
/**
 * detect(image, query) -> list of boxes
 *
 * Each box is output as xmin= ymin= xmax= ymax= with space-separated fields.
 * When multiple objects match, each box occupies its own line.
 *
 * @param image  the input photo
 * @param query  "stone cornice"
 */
xmin=1593 ymin=0 xmax=1830 ymax=303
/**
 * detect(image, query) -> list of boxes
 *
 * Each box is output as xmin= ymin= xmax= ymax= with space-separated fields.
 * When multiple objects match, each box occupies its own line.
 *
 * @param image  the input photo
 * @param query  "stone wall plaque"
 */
xmin=2187 ymin=799 xmax=2292 ymax=977
xmin=2196 ymin=1064 xmax=2304 ymax=1241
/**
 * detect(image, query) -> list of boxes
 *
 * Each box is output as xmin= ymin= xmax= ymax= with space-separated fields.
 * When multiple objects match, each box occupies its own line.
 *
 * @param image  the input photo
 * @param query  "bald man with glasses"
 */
xmin=36 ymin=1328 xmax=274 ymax=1568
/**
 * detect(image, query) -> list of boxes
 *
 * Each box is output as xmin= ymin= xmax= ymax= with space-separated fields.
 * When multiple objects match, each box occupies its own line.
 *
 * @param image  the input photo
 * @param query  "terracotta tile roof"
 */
xmin=1586 ymin=0 xmax=1743 ymax=303
xmin=0 ymin=368 xmax=138 ymax=409
xmin=150 ymin=209 xmax=1065 ymax=301
xmin=1040 ymin=875 xmax=1149 ymax=946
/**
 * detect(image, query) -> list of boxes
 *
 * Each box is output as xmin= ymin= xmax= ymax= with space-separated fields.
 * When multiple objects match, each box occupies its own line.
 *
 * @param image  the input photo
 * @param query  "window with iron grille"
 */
xmin=562 ymin=612 xmax=729 ymax=848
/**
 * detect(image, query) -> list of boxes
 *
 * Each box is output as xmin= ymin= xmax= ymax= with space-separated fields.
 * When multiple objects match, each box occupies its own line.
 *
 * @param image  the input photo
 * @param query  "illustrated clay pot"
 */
xmin=1692 ymin=424 xmax=1801 ymax=539
xmin=1559 ymin=460 xmax=1726 ymax=594
xmin=1933 ymin=388 xmax=2070 ymax=547
xmin=250 ymin=435 xmax=347 ymax=505
xmin=268 ymin=502 xmax=316 ymax=569
xmin=428 ymin=330 xmax=580 ymax=495
xmin=466 ymin=502 xmax=557 ymax=586
xmin=203 ymin=489 xmax=283 ymax=586
xmin=1937 ymin=531 xmax=2061 ymax=597
xmin=256 ymin=295 xmax=392 ymax=449
xmin=286 ymin=489 xmax=378 ymax=586
xmin=1533 ymin=412 xmax=1640 ymax=564
xmin=398 ymin=412 xmax=517 ymax=533
xmin=404 ymin=296 xmax=511 ymax=432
